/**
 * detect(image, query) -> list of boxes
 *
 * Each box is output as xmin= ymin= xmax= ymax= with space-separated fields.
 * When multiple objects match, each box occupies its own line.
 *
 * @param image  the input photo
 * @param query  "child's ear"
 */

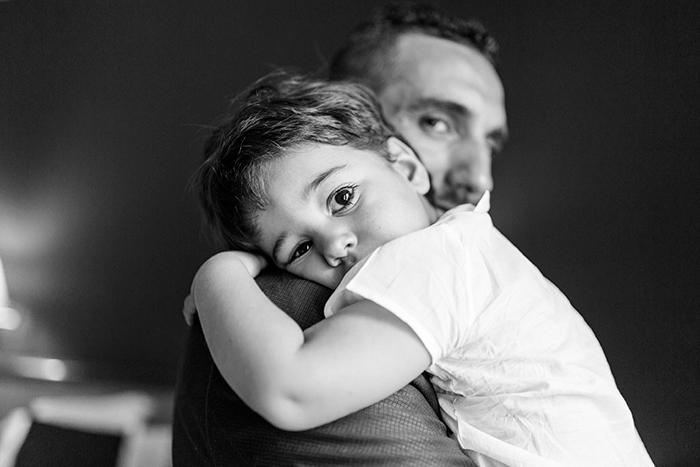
xmin=386 ymin=137 xmax=431 ymax=195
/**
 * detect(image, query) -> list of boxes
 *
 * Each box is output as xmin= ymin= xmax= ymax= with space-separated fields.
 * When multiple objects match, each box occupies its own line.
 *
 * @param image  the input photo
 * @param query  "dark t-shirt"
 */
xmin=172 ymin=270 xmax=475 ymax=466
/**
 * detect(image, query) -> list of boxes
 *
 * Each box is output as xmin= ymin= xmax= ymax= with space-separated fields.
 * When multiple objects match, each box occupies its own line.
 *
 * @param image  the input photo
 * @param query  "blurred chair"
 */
xmin=0 ymin=391 xmax=171 ymax=467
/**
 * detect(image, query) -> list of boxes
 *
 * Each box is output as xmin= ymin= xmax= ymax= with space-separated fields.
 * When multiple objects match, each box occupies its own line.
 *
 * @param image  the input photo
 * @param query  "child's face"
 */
xmin=255 ymin=138 xmax=437 ymax=289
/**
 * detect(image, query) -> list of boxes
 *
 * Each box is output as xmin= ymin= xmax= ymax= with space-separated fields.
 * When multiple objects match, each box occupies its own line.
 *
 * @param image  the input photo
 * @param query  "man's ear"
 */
xmin=386 ymin=137 xmax=431 ymax=195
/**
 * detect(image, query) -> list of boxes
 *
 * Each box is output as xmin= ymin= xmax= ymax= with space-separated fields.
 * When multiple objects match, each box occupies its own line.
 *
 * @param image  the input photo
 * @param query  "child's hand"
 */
xmin=233 ymin=251 xmax=268 ymax=277
xmin=182 ymin=251 xmax=268 ymax=326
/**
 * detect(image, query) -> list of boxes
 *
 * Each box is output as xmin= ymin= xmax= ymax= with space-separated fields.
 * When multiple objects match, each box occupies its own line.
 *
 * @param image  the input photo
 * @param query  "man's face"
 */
xmin=377 ymin=33 xmax=508 ymax=208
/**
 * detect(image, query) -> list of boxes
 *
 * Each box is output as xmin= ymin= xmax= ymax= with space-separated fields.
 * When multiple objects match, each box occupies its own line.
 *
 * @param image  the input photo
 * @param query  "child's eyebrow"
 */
xmin=303 ymin=164 xmax=348 ymax=199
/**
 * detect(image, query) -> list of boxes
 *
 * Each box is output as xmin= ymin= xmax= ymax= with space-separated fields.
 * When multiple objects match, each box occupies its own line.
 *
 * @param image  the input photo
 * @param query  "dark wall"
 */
xmin=1 ymin=1 xmax=698 ymax=464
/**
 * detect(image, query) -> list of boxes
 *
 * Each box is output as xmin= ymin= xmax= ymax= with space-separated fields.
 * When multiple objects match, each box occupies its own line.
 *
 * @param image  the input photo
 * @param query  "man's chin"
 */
xmin=435 ymin=191 xmax=485 ymax=210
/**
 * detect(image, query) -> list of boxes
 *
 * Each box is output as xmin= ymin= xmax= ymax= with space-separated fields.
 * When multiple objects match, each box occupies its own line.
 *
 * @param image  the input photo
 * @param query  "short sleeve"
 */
xmin=325 ymin=211 xmax=500 ymax=363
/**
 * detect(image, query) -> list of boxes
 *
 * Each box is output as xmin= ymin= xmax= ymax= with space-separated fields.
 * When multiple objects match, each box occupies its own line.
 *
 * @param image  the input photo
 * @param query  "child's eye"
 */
xmin=289 ymin=241 xmax=312 ymax=264
xmin=329 ymin=185 xmax=357 ymax=214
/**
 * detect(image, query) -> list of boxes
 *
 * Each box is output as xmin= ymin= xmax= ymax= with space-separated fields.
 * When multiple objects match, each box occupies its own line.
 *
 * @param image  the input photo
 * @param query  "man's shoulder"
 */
xmin=255 ymin=269 xmax=332 ymax=329
xmin=172 ymin=270 xmax=477 ymax=467
xmin=172 ymin=323 xmax=474 ymax=467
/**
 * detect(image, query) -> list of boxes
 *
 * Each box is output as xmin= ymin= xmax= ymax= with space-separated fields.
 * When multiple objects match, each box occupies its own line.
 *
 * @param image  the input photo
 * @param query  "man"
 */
xmin=330 ymin=2 xmax=507 ymax=208
xmin=172 ymin=4 xmax=507 ymax=465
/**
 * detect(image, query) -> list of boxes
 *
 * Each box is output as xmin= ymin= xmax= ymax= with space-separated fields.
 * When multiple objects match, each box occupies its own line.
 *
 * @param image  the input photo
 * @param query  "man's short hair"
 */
xmin=195 ymin=71 xmax=399 ymax=252
xmin=329 ymin=2 xmax=499 ymax=92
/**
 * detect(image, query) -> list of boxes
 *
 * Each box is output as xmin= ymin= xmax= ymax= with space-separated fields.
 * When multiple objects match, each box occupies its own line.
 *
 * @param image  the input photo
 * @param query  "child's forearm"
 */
xmin=192 ymin=252 xmax=306 ymax=425
xmin=192 ymin=252 xmax=430 ymax=431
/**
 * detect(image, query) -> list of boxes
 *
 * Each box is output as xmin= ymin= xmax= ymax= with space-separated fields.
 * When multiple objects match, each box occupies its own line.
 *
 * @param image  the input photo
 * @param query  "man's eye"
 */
xmin=290 ymin=241 xmax=312 ymax=263
xmin=418 ymin=116 xmax=451 ymax=135
xmin=487 ymin=131 xmax=508 ymax=156
xmin=329 ymin=186 xmax=357 ymax=214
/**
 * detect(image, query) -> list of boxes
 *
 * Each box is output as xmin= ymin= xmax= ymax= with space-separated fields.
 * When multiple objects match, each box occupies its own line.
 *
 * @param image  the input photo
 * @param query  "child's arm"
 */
xmin=192 ymin=251 xmax=431 ymax=432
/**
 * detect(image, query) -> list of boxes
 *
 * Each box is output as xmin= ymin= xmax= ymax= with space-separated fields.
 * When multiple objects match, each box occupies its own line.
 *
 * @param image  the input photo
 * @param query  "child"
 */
xmin=189 ymin=72 xmax=654 ymax=467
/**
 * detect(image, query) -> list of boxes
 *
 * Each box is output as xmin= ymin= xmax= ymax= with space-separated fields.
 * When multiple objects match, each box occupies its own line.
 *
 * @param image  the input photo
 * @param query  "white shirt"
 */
xmin=325 ymin=193 xmax=653 ymax=467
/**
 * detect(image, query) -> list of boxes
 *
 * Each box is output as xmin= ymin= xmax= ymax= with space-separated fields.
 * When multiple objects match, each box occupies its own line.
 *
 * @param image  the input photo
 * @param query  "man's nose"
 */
xmin=321 ymin=230 xmax=357 ymax=267
xmin=446 ymin=141 xmax=494 ymax=198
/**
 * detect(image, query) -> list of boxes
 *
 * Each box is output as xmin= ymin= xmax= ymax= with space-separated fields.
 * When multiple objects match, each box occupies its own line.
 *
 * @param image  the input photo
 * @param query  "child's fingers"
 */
xmin=256 ymin=254 xmax=269 ymax=272
xmin=234 ymin=251 xmax=268 ymax=277
xmin=183 ymin=293 xmax=197 ymax=326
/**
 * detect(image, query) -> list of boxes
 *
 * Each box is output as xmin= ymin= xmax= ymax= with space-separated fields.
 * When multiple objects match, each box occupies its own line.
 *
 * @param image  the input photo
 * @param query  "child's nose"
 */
xmin=322 ymin=231 xmax=356 ymax=267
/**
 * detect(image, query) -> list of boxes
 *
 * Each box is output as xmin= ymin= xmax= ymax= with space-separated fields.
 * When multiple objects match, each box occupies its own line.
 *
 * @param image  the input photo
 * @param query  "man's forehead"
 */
xmin=387 ymin=33 xmax=503 ymax=98
xmin=376 ymin=34 xmax=505 ymax=125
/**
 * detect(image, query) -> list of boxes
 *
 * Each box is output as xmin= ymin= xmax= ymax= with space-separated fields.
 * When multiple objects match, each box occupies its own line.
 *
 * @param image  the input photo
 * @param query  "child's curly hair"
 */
xmin=194 ymin=71 xmax=400 ymax=252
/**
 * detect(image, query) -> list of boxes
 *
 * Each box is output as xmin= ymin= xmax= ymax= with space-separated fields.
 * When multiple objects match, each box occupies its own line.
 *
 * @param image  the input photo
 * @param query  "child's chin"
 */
xmin=319 ymin=276 xmax=342 ymax=290
xmin=315 ymin=273 xmax=345 ymax=291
